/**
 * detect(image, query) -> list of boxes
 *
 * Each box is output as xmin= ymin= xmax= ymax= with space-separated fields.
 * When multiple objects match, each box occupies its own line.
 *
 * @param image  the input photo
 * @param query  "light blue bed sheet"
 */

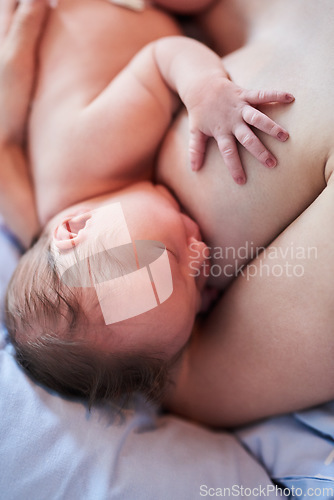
xmin=236 ymin=406 xmax=334 ymax=499
xmin=0 ymin=343 xmax=280 ymax=500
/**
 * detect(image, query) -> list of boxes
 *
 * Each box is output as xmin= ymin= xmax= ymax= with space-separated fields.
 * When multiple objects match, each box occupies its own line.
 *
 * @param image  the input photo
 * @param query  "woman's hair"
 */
xmin=5 ymin=230 xmax=174 ymax=407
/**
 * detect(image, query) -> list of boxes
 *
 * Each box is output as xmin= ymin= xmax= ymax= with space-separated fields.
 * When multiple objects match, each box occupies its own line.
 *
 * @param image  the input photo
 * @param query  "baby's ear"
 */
xmin=53 ymin=212 xmax=92 ymax=251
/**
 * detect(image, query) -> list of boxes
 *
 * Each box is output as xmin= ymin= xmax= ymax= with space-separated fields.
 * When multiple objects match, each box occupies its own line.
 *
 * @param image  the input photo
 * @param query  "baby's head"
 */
xmin=5 ymin=182 xmax=209 ymax=405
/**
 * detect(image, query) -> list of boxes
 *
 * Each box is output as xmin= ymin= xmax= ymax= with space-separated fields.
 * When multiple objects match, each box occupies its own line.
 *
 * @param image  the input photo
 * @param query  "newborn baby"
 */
xmin=5 ymin=0 xmax=293 ymax=405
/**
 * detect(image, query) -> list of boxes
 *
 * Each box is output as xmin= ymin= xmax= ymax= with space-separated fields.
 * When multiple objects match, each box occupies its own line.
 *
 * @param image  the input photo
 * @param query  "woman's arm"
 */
xmin=164 ymin=176 xmax=334 ymax=427
xmin=0 ymin=0 xmax=48 ymax=247
xmin=0 ymin=145 xmax=40 ymax=248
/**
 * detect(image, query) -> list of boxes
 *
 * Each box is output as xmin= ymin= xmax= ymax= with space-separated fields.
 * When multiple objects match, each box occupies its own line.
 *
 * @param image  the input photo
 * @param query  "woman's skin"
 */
xmin=0 ymin=0 xmax=48 ymax=246
xmin=158 ymin=0 xmax=334 ymax=426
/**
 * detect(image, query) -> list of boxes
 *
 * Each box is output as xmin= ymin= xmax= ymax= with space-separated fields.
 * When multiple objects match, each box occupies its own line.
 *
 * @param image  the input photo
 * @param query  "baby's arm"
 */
xmin=152 ymin=37 xmax=294 ymax=184
xmin=84 ymin=36 xmax=293 ymax=185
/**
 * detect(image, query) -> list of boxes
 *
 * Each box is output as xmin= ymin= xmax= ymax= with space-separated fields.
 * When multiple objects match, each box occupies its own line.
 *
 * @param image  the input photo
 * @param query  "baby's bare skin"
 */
xmin=29 ymin=0 xmax=182 ymax=225
xmin=158 ymin=0 xmax=334 ymax=426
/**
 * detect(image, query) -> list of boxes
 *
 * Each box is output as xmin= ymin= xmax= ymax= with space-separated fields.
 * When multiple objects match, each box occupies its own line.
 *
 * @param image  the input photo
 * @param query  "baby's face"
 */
xmin=49 ymin=182 xmax=209 ymax=360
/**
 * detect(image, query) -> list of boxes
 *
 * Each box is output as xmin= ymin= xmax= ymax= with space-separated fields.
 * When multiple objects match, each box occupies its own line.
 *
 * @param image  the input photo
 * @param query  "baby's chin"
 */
xmin=180 ymin=212 xmax=202 ymax=242
xmin=196 ymin=266 xmax=209 ymax=294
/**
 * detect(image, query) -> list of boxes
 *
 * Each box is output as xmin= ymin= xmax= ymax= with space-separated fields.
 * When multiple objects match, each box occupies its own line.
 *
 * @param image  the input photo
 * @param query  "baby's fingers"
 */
xmin=189 ymin=128 xmax=208 ymax=171
xmin=246 ymin=90 xmax=295 ymax=105
xmin=234 ymin=124 xmax=277 ymax=169
xmin=242 ymin=105 xmax=289 ymax=141
xmin=217 ymin=136 xmax=246 ymax=185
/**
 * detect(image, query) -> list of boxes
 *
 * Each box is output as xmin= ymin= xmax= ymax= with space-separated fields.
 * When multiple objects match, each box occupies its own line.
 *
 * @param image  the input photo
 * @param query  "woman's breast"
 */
xmin=157 ymin=41 xmax=332 ymax=288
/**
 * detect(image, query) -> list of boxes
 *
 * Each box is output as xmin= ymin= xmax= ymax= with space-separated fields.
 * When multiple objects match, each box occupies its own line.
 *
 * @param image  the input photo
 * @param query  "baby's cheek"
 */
xmin=174 ymin=281 xmax=197 ymax=332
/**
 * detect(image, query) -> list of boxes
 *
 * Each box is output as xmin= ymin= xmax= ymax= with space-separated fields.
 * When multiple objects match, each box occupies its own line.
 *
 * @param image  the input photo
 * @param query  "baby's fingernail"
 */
xmin=277 ymin=131 xmax=288 ymax=141
xmin=190 ymin=160 xmax=197 ymax=171
xmin=235 ymin=176 xmax=246 ymax=185
xmin=286 ymin=93 xmax=295 ymax=102
xmin=266 ymin=158 xmax=276 ymax=168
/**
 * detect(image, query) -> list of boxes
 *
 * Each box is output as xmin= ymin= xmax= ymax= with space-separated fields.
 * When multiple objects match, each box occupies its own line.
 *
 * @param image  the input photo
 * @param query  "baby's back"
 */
xmin=29 ymin=0 xmax=181 ymax=224
xmin=157 ymin=0 xmax=334 ymax=288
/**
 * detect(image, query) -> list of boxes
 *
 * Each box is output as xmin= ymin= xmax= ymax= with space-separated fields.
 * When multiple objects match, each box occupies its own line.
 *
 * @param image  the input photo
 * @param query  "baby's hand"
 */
xmin=187 ymin=76 xmax=295 ymax=184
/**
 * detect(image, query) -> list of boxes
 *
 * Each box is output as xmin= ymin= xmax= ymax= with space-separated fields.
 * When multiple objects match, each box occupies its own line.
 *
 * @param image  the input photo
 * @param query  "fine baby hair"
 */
xmin=5 ymin=224 xmax=176 ymax=406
